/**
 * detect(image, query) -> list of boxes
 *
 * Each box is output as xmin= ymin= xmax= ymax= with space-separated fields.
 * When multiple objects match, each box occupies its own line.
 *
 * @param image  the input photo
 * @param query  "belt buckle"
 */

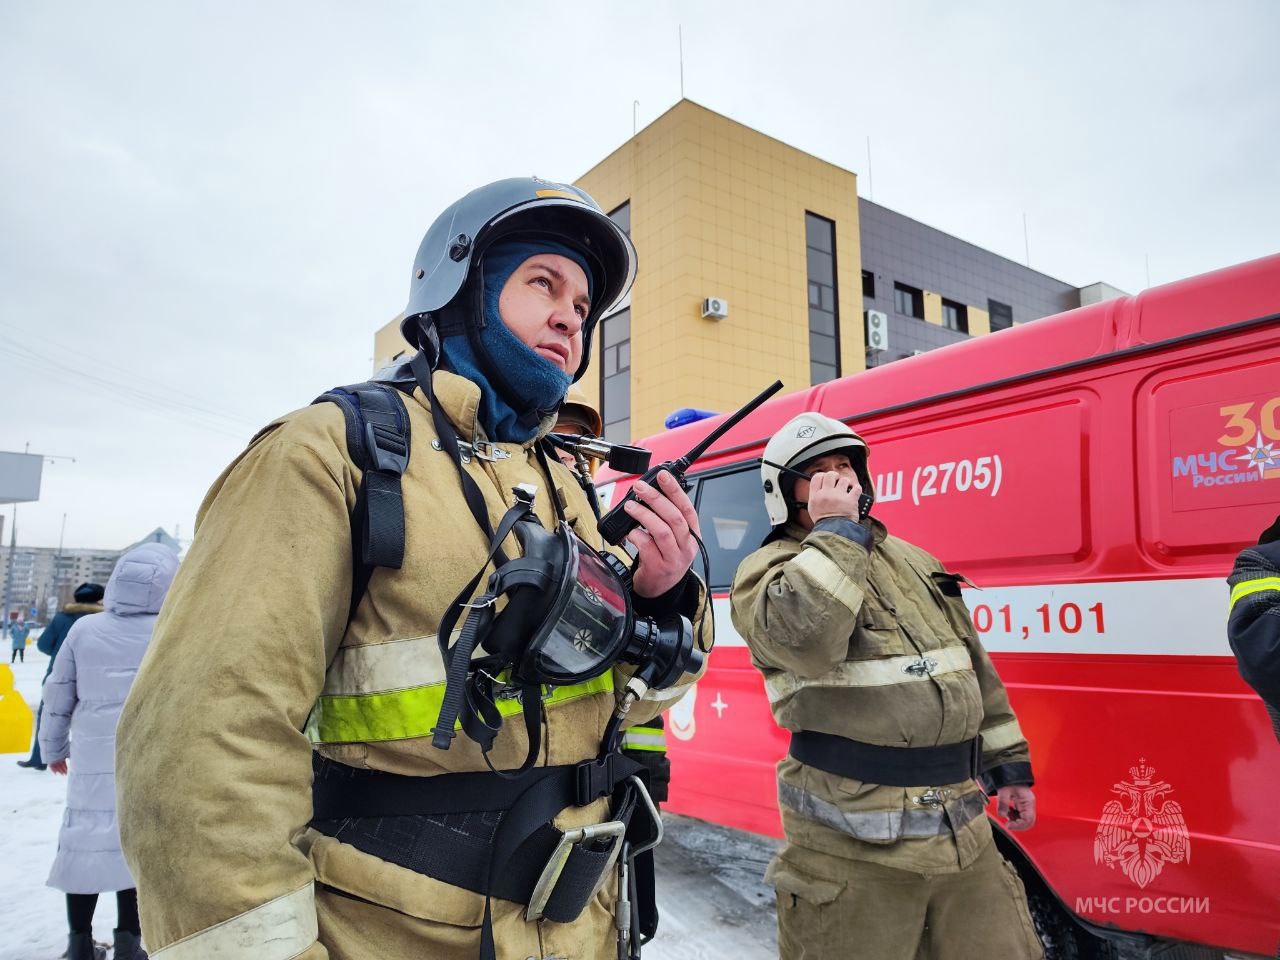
xmin=525 ymin=820 xmax=627 ymax=922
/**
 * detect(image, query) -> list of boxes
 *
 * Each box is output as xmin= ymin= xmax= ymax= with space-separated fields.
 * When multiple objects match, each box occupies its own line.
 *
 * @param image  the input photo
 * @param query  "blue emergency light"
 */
xmin=664 ymin=408 xmax=719 ymax=429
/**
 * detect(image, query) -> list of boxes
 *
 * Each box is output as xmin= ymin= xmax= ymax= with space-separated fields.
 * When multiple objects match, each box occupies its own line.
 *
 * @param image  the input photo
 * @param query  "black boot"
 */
xmin=113 ymin=929 xmax=149 ymax=960
xmin=64 ymin=932 xmax=106 ymax=960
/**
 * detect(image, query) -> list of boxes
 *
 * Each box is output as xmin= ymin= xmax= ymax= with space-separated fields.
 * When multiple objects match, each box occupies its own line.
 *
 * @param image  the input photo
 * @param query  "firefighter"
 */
xmin=1228 ymin=513 xmax=1280 ymax=743
xmin=116 ymin=178 xmax=708 ymax=960
xmin=730 ymin=413 xmax=1042 ymax=959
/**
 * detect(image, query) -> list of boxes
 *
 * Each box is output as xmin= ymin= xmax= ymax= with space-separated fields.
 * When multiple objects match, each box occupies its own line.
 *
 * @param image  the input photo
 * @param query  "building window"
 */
xmin=600 ymin=202 xmax=631 ymax=440
xmin=894 ymin=282 xmax=924 ymax=320
xmin=862 ymin=270 xmax=875 ymax=298
xmin=608 ymin=201 xmax=630 ymax=236
xmin=941 ymin=299 xmax=969 ymax=333
xmin=988 ymin=299 xmax=1013 ymax=332
xmin=692 ymin=467 xmax=775 ymax=590
xmin=805 ymin=212 xmax=839 ymax=385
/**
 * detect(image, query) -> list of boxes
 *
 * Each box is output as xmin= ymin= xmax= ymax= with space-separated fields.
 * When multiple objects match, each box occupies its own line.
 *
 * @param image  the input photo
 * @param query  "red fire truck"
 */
xmin=598 ymin=254 xmax=1280 ymax=957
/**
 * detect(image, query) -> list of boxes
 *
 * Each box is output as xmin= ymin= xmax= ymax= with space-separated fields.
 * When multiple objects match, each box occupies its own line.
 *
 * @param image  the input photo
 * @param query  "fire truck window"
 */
xmin=693 ymin=468 xmax=774 ymax=590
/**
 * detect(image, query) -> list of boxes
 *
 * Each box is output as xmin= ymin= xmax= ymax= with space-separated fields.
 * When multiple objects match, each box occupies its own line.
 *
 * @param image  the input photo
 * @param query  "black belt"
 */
xmin=790 ymin=731 xmax=981 ymax=787
xmin=309 ymin=752 xmax=653 ymax=948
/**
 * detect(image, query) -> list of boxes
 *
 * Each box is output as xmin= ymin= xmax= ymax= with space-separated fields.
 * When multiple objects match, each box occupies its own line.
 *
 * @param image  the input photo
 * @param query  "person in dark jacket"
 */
xmin=1226 ymin=513 xmax=1280 ymax=960
xmin=16 ymin=582 xmax=104 ymax=770
xmin=1227 ymin=513 xmax=1280 ymax=743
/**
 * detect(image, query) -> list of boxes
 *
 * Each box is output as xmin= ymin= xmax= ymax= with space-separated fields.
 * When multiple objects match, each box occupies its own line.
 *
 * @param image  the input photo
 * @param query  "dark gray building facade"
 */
xmin=859 ymin=198 xmax=1094 ymax=366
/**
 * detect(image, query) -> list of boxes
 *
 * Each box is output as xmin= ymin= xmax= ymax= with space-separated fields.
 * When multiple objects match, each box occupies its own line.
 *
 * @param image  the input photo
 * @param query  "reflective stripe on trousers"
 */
xmin=779 ymin=780 xmax=988 ymax=843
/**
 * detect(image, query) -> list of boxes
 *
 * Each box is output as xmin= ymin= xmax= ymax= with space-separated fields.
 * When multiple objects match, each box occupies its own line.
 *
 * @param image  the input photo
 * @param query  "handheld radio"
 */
xmin=597 ymin=380 xmax=784 ymax=545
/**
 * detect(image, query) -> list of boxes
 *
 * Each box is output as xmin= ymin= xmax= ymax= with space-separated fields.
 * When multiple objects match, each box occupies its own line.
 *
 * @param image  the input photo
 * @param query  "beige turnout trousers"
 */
xmin=769 ymin=840 xmax=1043 ymax=960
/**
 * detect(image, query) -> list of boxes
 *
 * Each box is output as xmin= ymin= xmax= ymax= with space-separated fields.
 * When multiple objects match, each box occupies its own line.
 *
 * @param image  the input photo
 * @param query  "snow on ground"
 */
xmin=0 ymin=648 xmax=779 ymax=959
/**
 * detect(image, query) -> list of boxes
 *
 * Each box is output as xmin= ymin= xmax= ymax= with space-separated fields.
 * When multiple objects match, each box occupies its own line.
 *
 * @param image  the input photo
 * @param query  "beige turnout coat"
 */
xmin=116 ymin=370 xmax=707 ymax=960
xmin=730 ymin=517 xmax=1031 ymax=879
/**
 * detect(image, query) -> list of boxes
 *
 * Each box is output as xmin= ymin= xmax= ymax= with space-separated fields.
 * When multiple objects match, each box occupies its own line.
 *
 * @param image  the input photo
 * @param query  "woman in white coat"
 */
xmin=40 ymin=543 xmax=178 ymax=960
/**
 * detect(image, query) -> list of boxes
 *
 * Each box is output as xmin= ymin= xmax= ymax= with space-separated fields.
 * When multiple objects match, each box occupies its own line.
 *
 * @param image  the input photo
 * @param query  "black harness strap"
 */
xmin=312 ymin=383 xmax=411 ymax=623
xmin=409 ymin=351 xmax=509 ymax=567
xmin=309 ymin=752 xmax=649 ymax=959
xmin=790 ymin=730 xmax=982 ymax=787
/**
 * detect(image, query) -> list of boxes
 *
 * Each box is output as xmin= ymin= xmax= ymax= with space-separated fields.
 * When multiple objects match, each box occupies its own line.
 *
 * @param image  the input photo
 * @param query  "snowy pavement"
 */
xmin=0 ymin=651 xmax=779 ymax=960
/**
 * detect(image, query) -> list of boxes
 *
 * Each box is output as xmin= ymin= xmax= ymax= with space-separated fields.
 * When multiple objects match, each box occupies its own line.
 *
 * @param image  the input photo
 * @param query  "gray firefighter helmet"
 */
xmin=400 ymin=177 xmax=637 ymax=383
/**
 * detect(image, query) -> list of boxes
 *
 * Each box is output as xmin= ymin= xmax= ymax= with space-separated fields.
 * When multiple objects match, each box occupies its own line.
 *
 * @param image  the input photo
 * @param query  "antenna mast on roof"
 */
xmin=679 ymin=26 xmax=685 ymax=98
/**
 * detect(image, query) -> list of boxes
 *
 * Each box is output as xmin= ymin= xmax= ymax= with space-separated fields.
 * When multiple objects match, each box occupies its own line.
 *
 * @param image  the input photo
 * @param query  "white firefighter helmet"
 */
xmin=761 ymin=412 xmax=870 ymax=525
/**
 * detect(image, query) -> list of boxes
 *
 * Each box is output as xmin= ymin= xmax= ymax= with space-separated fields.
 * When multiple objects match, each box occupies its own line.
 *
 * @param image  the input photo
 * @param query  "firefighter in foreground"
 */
xmin=730 ymin=413 xmax=1042 ymax=959
xmin=117 ymin=178 xmax=708 ymax=960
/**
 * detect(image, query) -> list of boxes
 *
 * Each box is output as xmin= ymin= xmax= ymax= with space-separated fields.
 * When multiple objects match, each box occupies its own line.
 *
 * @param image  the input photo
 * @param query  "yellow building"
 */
xmin=374 ymin=100 xmax=861 ymax=442
xmin=375 ymin=99 xmax=1107 ymax=443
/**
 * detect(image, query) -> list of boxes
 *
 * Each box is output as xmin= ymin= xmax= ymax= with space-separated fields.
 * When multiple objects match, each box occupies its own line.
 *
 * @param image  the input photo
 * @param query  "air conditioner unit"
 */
xmin=864 ymin=309 xmax=889 ymax=351
xmin=701 ymin=297 xmax=729 ymax=320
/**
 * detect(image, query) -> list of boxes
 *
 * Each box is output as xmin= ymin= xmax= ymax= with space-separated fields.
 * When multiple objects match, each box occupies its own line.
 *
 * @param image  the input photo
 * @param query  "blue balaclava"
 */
xmin=440 ymin=239 xmax=594 ymax=444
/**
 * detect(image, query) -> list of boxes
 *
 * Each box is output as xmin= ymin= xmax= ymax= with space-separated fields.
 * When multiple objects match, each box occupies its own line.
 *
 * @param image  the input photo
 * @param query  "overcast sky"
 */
xmin=2 ymin=1 xmax=1277 ymax=550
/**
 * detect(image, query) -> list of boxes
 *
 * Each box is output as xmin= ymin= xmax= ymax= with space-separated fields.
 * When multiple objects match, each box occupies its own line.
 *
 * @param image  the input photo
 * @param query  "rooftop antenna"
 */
xmin=633 ymin=99 xmax=640 ymax=136
xmin=866 ymin=136 xmax=874 ymax=200
xmin=1145 ymin=254 xmax=1152 ymax=288
xmin=1022 ymin=213 xmax=1031 ymax=267
xmin=678 ymin=26 xmax=685 ymax=99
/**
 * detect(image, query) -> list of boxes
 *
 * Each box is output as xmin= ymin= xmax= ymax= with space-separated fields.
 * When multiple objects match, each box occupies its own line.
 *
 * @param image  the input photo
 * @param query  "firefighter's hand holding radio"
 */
xmin=623 ymin=470 xmax=702 ymax=598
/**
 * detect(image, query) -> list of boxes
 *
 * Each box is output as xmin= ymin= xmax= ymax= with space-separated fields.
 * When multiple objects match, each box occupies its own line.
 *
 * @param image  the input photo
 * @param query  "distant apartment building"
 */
xmin=1 ymin=527 xmax=179 ymax=620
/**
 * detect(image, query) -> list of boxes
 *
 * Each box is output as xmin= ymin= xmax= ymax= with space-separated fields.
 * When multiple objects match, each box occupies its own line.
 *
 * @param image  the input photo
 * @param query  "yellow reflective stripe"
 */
xmin=790 ymin=548 xmax=864 ymax=617
xmin=308 ymin=673 xmax=614 ymax=745
xmin=765 ymin=646 xmax=973 ymax=704
xmin=1230 ymin=576 xmax=1280 ymax=610
xmin=621 ymin=727 xmax=667 ymax=752
xmin=153 ymin=881 xmax=316 ymax=960
xmin=979 ymin=718 xmax=1025 ymax=753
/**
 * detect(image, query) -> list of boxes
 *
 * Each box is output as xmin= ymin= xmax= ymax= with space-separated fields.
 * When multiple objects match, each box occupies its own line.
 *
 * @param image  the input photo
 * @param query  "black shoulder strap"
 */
xmin=313 ymin=382 xmax=411 ymax=623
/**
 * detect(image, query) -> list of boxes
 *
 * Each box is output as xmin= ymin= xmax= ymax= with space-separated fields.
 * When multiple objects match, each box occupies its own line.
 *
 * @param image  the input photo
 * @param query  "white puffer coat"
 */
xmin=40 ymin=542 xmax=178 ymax=893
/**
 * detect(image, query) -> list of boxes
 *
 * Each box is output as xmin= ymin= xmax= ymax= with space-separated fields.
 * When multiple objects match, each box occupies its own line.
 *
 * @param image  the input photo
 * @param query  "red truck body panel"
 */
xmin=599 ymin=254 xmax=1280 ymax=954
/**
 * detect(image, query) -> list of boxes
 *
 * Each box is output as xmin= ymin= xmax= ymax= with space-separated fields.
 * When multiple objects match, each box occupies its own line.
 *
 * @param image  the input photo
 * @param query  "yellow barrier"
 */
xmin=0 ymin=664 xmax=34 ymax=753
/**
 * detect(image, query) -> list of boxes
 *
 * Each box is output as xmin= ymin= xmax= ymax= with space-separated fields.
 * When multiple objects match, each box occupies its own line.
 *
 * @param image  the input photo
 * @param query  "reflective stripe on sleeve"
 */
xmin=621 ymin=726 xmax=668 ymax=752
xmin=153 ymin=881 xmax=316 ymax=960
xmin=765 ymin=645 xmax=973 ymax=704
xmin=979 ymin=717 xmax=1025 ymax=753
xmin=1230 ymin=576 xmax=1280 ymax=610
xmin=789 ymin=548 xmax=865 ymax=617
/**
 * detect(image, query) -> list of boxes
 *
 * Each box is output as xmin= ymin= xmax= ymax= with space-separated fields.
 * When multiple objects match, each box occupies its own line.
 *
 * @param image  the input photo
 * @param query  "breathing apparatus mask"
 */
xmin=431 ymin=481 xmax=702 ymax=775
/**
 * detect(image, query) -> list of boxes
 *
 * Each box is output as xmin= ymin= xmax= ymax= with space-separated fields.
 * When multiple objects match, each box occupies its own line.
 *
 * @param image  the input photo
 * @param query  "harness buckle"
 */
xmin=364 ymin=421 xmax=409 ymax=475
xmin=461 ymin=438 xmax=511 ymax=462
xmin=912 ymin=788 xmax=952 ymax=809
xmin=902 ymin=656 xmax=939 ymax=678
xmin=525 ymin=820 xmax=627 ymax=922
